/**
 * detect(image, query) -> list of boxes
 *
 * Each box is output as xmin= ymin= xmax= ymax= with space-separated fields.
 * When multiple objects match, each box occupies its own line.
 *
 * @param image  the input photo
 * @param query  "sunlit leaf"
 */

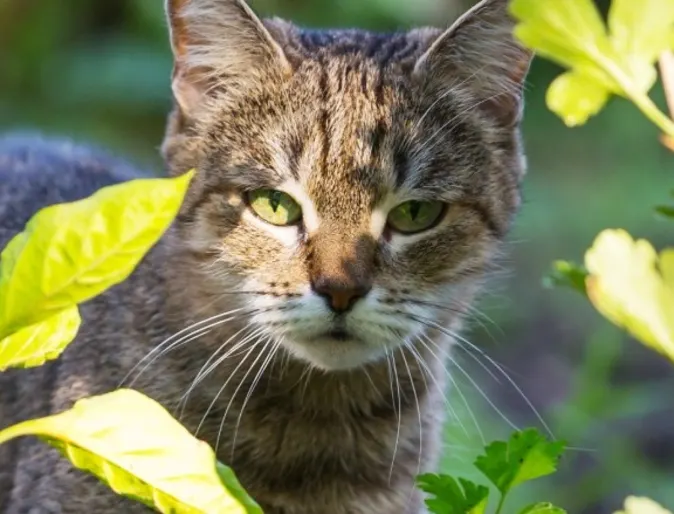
xmin=474 ymin=428 xmax=566 ymax=496
xmin=417 ymin=474 xmax=489 ymax=514
xmin=0 ymin=171 xmax=193 ymax=339
xmin=0 ymin=389 xmax=261 ymax=514
xmin=546 ymin=72 xmax=610 ymax=127
xmin=614 ymin=496 xmax=673 ymax=514
xmin=584 ymin=229 xmax=674 ymax=363
xmin=519 ymin=503 xmax=567 ymax=514
xmin=543 ymin=260 xmax=588 ymax=294
xmin=0 ymin=307 xmax=80 ymax=371
xmin=510 ymin=0 xmax=674 ymax=125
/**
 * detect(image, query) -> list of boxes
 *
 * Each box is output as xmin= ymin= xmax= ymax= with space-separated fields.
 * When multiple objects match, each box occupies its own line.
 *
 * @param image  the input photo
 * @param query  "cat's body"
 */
xmin=0 ymin=1 xmax=531 ymax=513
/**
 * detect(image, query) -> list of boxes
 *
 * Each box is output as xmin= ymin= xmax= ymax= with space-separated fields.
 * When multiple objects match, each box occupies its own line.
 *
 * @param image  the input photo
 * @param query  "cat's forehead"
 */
xmin=281 ymin=56 xmax=413 ymax=221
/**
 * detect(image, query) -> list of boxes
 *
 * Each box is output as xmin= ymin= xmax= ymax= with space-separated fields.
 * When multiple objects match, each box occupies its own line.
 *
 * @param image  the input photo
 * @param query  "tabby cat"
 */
xmin=0 ymin=0 xmax=531 ymax=512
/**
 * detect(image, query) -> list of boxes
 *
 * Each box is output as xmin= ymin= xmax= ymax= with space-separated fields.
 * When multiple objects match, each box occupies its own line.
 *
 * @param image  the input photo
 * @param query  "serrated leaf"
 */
xmin=417 ymin=474 xmax=489 ymax=514
xmin=0 ymin=307 xmax=80 ymax=371
xmin=510 ymin=0 xmax=674 ymax=125
xmin=520 ymin=502 xmax=567 ymax=514
xmin=474 ymin=428 xmax=566 ymax=496
xmin=0 ymin=171 xmax=193 ymax=339
xmin=0 ymin=389 xmax=261 ymax=514
xmin=615 ymin=496 xmax=673 ymax=514
xmin=584 ymin=229 xmax=674 ymax=363
xmin=543 ymin=260 xmax=588 ymax=294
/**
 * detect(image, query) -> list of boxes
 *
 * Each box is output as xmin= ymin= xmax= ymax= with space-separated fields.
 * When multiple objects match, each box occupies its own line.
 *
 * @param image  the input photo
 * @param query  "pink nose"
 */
xmin=311 ymin=278 xmax=371 ymax=313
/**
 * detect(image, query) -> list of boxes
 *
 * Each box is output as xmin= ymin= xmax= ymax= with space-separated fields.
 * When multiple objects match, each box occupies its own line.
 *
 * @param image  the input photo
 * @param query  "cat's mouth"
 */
xmin=326 ymin=329 xmax=351 ymax=341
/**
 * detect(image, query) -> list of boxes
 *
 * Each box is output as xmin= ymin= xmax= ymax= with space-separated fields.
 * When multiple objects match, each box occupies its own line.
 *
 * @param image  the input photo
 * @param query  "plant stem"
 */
xmin=629 ymin=90 xmax=674 ymax=140
xmin=495 ymin=494 xmax=507 ymax=514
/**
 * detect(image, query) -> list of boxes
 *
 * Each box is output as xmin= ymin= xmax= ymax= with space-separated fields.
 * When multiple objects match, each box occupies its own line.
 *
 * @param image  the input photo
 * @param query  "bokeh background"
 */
xmin=2 ymin=1 xmax=673 ymax=512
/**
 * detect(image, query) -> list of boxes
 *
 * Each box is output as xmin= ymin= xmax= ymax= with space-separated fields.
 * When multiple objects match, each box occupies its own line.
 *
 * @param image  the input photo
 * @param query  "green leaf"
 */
xmin=584 ymin=229 xmax=674 ymax=363
xmin=417 ymin=473 xmax=489 ymax=514
xmin=510 ymin=0 xmax=674 ymax=125
xmin=655 ymin=205 xmax=674 ymax=219
xmin=519 ymin=503 xmax=567 ymax=514
xmin=0 ymin=389 xmax=261 ymax=514
xmin=0 ymin=171 xmax=193 ymax=339
xmin=0 ymin=307 xmax=80 ymax=371
xmin=543 ymin=260 xmax=588 ymax=294
xmin=474 ymin=428 xmax=566 ymax=496
xmin=614 ymin=496 xmax=673 ymax=514
xmin=546 ymin=72 xmax=610 ymax=127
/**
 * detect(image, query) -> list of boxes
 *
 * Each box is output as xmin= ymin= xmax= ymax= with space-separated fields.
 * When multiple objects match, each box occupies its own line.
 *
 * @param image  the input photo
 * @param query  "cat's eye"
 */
xmin=387 ymin=200 xmax=445 ymax=234
xmin=247 ymin=189 xmax=302 ymax=226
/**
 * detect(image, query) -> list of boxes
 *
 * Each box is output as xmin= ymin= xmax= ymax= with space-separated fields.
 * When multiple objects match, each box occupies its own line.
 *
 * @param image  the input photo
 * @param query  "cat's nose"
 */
xmin=311 ymin=278 xmax=371 ymax=313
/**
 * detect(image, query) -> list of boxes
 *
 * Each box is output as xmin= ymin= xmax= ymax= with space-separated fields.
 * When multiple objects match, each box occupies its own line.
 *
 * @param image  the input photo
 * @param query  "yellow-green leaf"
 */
xmin=0 ymin=171 xmax=193 ymax=339
xmin=0 ymin=307 xmax=80 ymax=371
xmin=584 ymin=230 xmax=674 ymax=363
xmin=614 ymin=496 xmax=673 ymax=514
xmin=510 ymin=0 xmax=674 ymax=125
xmin=547 ymin=72 xmax=611 ymax=127
xmin=0 ymin=389 xmax=261 ymax=514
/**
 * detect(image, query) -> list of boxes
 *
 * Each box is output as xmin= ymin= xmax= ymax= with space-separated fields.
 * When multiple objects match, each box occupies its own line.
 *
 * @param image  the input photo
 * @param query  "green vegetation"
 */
xmin=1 ymin=0 xmax=673 ymax=512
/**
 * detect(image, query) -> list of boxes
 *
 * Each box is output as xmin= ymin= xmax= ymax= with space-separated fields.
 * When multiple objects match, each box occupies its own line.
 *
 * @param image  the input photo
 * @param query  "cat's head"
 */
xmin=162 ymin=0 xmax=531 ymax=371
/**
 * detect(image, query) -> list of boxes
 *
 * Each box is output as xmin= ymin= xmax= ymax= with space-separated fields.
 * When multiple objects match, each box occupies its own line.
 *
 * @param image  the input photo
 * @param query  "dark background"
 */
xmin=2 ymin=1 xmax=673 ymax=512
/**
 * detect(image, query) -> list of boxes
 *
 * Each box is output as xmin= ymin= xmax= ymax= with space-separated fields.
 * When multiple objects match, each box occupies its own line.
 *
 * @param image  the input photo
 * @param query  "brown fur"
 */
xmin=0 ymin=1 xmax=531 ymax=512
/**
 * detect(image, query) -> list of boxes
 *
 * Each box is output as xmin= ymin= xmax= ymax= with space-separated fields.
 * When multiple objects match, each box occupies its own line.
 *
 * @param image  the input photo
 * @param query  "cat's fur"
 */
xmin=0 ymin=1 xmax=531 ymax=512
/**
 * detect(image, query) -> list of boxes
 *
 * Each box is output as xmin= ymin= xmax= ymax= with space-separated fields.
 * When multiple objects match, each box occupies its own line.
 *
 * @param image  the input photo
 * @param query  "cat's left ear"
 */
xmin=414 ymin=0 xmax=532 ymax=127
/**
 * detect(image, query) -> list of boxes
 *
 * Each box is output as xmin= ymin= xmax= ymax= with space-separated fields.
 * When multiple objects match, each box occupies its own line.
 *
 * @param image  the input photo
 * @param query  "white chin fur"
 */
xmin=286 ymin=338 xmax=387 ymax=371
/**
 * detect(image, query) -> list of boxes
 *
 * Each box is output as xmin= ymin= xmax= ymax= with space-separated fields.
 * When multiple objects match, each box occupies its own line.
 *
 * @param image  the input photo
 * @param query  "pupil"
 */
xmin=270 ymin=191 xmax=282 ymax=212
xmin=409 ymin=201 xmax=421 ymax=220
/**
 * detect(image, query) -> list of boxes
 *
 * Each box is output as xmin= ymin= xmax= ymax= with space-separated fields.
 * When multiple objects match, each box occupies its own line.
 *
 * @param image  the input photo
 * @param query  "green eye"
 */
xmin=387 ymin=200 xmax=445 ymax=234
xmin=247 ymin=189 xmax=302 ymax=226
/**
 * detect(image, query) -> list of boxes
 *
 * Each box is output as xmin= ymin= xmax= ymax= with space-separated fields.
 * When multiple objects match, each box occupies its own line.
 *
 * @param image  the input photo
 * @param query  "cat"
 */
xmin=0 ymin=0 xmax=532 ymax=512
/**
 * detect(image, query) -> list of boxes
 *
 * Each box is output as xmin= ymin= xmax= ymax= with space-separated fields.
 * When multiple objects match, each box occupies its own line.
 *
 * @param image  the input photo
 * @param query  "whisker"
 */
xmin=120 ymin=307 xmax=251 ymax=387
xmin=230 ymin=337 xmax=282 ymax=460
xmin=195 ymin=338 xmax=264 ymax=438
xmin=388 ymin=349 xmax=403 ymax=483
xmin=412 ymin=314 xmax=554 ymax=440
xmin=417 ymin=334 xmax=485 ymax=445
xmin=216 ymin=336 xmax=274 ymax=454
xmin=399 ymin=348 xmax=423 ymax=508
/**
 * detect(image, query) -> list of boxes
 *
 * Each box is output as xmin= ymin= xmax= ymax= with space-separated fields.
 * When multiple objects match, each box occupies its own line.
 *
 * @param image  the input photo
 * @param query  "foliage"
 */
xmin=419 ymin=428 xmax=567 ymax=514
xmin=0 ymin=390 xmax=261 ymax=514
xmin=0 ymin=171 xmax=193 ymax=370
xmin=0 ymin=170 xmax=259 ymax=513
xmin=510 ymin=0 xmax=674 ymax=133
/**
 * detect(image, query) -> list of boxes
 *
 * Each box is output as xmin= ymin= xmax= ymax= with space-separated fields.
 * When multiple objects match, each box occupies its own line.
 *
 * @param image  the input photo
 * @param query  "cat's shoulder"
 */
xmin=0 ymin=133 xmax=149 ymax=239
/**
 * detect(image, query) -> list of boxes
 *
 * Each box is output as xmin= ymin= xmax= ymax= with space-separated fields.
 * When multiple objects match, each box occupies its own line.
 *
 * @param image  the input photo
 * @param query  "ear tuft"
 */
xmin=414 ymin=0 xmax=532 ymax=126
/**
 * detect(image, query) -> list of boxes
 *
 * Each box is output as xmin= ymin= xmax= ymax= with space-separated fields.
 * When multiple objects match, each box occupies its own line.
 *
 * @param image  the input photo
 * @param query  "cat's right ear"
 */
xmin=166 ymin=0 xmax=292 ymax=117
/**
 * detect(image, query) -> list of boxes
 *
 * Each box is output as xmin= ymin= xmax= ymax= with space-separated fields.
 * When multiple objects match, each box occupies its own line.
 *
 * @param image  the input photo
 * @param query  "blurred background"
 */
xmin=1 ymin=0 xmax=672 ymax=512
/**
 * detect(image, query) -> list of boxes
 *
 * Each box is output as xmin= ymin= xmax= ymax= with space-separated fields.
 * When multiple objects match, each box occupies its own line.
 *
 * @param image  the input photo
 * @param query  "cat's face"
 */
xmin=163 ymin=0 xmax=531 ymax=370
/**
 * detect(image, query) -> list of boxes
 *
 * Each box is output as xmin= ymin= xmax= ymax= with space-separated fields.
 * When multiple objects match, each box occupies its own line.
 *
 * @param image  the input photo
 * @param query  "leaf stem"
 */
xmin=629 ymin=90 xmax=674 ymax=140
xmin=495 ymin=493 xmax=507 ymax=514
xmin=0 ymin=420 xmax=31 ymax=446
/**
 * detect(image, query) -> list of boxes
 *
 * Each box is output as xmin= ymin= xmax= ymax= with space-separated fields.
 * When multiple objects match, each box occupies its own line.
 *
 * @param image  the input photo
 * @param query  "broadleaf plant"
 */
xmin=0 ymin=389 xmax=262 ymax=514
xmin=0 ymin=171 xmax=193 ymax=370
xmin=509 ymin=0 xmax=674 ymax=135
xmin=419 ymin=428 xmax=567 ymax=514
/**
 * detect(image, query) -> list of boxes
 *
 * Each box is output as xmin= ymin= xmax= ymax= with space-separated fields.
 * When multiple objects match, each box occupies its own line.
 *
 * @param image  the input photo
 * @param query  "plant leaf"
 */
xmin=0 ymin=307 xmax=80 ymax=371
xmin=546 ymin=72 xmax=610 ymax=127
xmin=0 ymin=171 xmax=193 ymax=339
xmin=519 ymin=503 xmax=567 ymax=514
xmin=655 ymin=205 xmax=674 ymax=219
xmin=0 ymin=389 xmax=261 ymax=514
xmin=510 ymin=0 xmax=674 ymax=125
xmin=474 ymin=428 xmax=566 ymax=496
xmin=614 ymin=496 xmax=673 ymax=514
xmin=417 ymin=474 xmax=489 ymax=514
xmin=584 ymin=229 xmax=674 ymax=363
xmin=543 ymin=260 xmax=588 ymax=294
